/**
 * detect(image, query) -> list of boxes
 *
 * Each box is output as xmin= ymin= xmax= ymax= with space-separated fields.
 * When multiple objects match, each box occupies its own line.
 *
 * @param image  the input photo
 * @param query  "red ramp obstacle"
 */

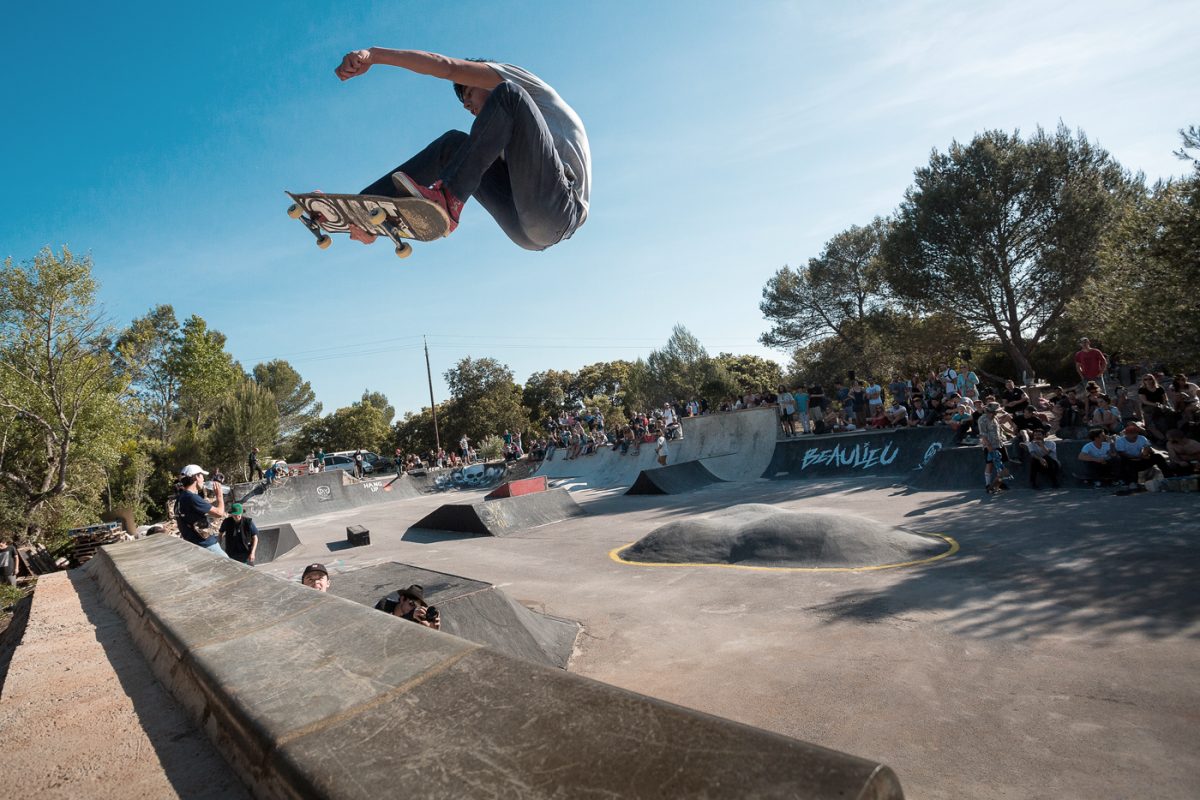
xmin=484 ymin=476 xmax=547 ymax=499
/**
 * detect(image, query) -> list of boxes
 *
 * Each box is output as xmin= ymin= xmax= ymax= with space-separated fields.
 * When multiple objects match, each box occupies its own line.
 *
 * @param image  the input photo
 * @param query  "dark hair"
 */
xmin=453 ymin=57 xmax=497 ymax=102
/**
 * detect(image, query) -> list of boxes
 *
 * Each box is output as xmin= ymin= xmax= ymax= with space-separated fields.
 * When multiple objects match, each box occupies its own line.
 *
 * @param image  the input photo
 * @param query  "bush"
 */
xmin=478 ymin=435 xmax=505 ymax=462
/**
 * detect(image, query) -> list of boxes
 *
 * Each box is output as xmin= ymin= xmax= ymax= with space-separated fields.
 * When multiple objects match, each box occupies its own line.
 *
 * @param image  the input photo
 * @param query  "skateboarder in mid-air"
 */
xmin=333 ymin=48 xmax=591 ymax=251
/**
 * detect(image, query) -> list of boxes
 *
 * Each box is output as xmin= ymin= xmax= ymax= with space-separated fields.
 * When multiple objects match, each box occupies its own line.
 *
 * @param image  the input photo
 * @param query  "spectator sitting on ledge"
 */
xmin=907 ymin=396 xmax=932 ymax=426
xmin=866 ymin=404 xmax=889 ymax=429
xmin=1078 ymin=429 xmax=1121 ymax=485
xmin=1092 ymin=394 xmax=1122 ymax=435
xmin=1027 ymin=429 xmax=1061 ymax=489
xmin=1165 ymin=429 xmax=1200 ymax=475
xmin=1112 ymin=423 xmax=1170 ymax=486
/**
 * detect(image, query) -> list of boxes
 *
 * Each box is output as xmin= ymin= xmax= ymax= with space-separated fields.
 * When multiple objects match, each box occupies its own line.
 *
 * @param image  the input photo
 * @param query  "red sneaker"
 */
xmin=391 ymin=172 xmax=464 ymax=234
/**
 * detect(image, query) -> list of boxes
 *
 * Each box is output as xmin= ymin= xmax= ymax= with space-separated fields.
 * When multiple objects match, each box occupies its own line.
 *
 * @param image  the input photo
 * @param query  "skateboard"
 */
xmin=285 ymin=191 xmax=450 ymax=258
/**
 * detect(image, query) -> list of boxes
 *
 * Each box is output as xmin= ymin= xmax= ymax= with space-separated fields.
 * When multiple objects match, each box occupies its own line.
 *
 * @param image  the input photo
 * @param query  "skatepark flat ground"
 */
xmin=261 ymin=477 xmax=1200 ymax=800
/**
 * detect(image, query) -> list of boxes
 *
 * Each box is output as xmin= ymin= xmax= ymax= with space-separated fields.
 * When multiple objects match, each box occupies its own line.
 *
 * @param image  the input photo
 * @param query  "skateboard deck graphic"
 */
xmin=286 ymin=192 xmax=450 ymax=258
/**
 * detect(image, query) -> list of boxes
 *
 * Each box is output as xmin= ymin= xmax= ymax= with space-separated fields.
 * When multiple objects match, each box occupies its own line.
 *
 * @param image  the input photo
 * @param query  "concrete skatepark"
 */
xmin=3 ymin=406 xmax=1198 ymax=798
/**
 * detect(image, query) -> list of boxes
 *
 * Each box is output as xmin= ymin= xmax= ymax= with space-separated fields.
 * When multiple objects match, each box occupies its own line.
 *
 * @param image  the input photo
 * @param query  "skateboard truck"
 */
xmin=287 ymin=203 xmax=333 ymax=250
xmin=287 ymin=201 xmax=413 ymax=258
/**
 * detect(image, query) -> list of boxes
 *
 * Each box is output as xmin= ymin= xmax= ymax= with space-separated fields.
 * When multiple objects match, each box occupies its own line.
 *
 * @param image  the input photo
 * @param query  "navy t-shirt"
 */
xmin=175 ymin=491 xmax=214 ymax=544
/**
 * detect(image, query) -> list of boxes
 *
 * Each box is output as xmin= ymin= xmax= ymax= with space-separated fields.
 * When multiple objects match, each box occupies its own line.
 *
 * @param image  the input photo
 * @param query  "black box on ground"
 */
xmin=346 ymin=524 xmax=371 ymax=546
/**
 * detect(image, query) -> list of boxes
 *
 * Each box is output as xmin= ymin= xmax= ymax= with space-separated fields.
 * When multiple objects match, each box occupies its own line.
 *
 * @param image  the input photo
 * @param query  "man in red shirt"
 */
xmin=1074 ymin=338 xmax=1108 ymax=393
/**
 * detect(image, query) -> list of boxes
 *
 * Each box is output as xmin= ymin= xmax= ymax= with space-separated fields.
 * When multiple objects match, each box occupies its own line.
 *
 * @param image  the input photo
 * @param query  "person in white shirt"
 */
xmin=1078 ymin=429 xmax=1120 ymax=485
xmin=777 ymin=386 xmax=796 ymax=437
xmin=1112 ymin=424 xmax=1169 ymax=486
xmin=1026 ymin=429 xmax=1060 ymax=489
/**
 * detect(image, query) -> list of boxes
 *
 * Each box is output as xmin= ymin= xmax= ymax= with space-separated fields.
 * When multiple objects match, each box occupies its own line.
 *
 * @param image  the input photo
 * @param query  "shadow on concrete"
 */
xmin=67 ymin=569 xmax=251 ymax=798
xmin=401 ymin=528 xmax=472 ymax=544
xmin=809 ymin=491 xmax=1200 ymax=641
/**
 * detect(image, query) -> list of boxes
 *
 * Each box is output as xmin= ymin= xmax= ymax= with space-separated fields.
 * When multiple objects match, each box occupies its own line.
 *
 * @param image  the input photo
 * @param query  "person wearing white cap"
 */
xmin=173 ymin=464 xmax=229 ymax=556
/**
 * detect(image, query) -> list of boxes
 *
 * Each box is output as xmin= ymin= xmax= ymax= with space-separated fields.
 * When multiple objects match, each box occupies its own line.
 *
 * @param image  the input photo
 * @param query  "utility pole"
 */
xmin=425 ymin=335 xmax=441 ymax=453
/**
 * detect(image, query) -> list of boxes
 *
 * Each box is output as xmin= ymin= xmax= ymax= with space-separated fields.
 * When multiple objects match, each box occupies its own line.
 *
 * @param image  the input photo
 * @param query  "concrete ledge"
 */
xmin=89 ymin=536 xmax=905 ymax=799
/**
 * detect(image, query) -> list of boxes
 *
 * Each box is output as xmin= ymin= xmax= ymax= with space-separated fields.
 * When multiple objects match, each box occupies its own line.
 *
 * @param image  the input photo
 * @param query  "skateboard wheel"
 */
xmin=367 ymin=207 xmax=387 ymax=226
xmin=287 ymin=204 xmax=303 ymax=219
xmin=316 ymin=235 xmax=332 ymax=250
xmin=394 ymin=242 xmax=412 ymax=259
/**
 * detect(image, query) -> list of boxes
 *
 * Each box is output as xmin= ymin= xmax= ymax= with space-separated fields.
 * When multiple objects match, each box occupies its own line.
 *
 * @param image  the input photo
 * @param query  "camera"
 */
xmin=424 ymin=605 xmax=439 ymax=623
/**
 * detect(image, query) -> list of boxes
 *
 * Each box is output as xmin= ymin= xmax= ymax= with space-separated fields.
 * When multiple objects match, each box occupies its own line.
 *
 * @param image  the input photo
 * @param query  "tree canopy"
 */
xmin=882 ymin=125 xmax=1135 ymax=377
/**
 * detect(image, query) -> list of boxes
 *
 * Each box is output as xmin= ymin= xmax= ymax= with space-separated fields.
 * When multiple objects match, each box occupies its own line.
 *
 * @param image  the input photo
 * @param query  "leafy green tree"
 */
xmin=170 ymin=315 xmax=241 ymax=427
xmin=713 ymin=353 xmax=784 ymax=394
xmin=359 ymin=390 xmax=395 ymax=427
xmin=882 ymin=125 xmax=1135 ymax=378
xmin=443 ymin=356 xmax=530 ymax=444
xmin=391 ymin=403 xmax=452 ymax=457
xmin=785 ymin=311 xmax=974 ymax=386
xmin=209 ymin=379 xmax=281 ymax=481
xmin=760 ymin=217 xmax=893 ymax=350
xmin=105 ymin=438 xmax=159 ymax=524
xmin=645 ymin=324 xmax=711 ymax=404
xmin=292 ymin=400 xmax=391 ymax=457
xmin=522 ymin=369 xmax=573 ymax=423
xmin=252 ymin=359 xmax=321 ymax=442
xmin=572 ymin=361 xmax=632 ymax=403
xmin=0 ymin=248 xmax=129 ymax=540
xmin=117 ymin=304 xmax=181 ymax=442
xmin=1076 ymin=129 xmax=1200 ymax=369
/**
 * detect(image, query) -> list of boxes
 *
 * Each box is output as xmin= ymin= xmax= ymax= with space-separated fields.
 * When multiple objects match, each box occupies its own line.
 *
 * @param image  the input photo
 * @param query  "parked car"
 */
xmin=322 ymin=455 xmax=356 ymax=473
xmin=327 ymin=450 xmax=377 ymax=474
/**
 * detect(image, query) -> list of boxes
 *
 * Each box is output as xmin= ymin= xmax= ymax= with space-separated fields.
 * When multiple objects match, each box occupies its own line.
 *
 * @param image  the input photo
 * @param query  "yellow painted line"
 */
xmin=607 ymin=533 xmax=958 ymax=573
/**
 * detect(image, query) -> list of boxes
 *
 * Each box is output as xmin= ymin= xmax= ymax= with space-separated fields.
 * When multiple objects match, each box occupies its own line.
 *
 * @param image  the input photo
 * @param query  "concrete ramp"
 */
xmin=534 ymin=407 xmax=779 ymax=489
xmin=908 ymin=439 xmax=1087 ymax=490
xmin=81 ymin=536 xmax=904 ymax=799
xmin=251 ymin=524 xmax=300 ymax=564
xmin=232 ymin=472 xmax=428 ymax=524
xmin=330 ymin=562 xmax=578 ymax=669
xmin=413 ymin=489 xmax=584 ymax=537
xmin=626 ymin=460 xmax=726 ymax=495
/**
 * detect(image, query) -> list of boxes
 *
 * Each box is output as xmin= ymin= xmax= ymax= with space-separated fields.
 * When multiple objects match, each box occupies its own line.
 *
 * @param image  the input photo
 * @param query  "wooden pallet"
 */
xmin=16 ymin=544 xmax=63 ymax=576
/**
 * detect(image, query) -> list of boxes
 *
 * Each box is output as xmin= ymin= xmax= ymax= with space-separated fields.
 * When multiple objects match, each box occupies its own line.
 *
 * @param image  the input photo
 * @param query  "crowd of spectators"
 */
xmin=518 ymin=341 xmax=1199 ymax=491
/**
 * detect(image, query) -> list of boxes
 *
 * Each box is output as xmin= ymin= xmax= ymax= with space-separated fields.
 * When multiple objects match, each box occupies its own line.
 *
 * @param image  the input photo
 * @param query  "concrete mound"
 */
xmin=625 ymin=460 xmax=726 ymax=495
xmin=329 ymin=562 xmax=580 ymax=669
xmin=621 ymin=504 xmax=949 ymax=568
xmin=413 ymin=488 xmax=584 ymax=537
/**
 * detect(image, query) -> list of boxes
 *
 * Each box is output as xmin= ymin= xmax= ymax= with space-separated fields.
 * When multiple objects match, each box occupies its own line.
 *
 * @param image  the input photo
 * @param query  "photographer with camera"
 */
xmin=375 ymin=584 xmax=441 ymax=630
xmin=173 ymin=464 xmax=229 ymax=557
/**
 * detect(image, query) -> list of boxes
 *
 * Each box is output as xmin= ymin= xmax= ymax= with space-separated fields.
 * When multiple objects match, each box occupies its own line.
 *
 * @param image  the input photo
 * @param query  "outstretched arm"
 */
xmin=336 ymin=48 xmax=501 ymax=89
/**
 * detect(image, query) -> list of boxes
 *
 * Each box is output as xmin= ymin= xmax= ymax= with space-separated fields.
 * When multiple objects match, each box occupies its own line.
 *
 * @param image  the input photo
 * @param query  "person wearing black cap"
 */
xmin=375 ymin=584 xmax=441 ymax=630
xmin=219 ymin=503 xmax=259 ymax=564
xmin=301 ymin=563 xmax=329 ymax=592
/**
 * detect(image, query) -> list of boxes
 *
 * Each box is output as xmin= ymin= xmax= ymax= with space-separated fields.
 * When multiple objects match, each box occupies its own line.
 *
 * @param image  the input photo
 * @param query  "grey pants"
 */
xmin=361 ymin=81 xmax=584 ymax=251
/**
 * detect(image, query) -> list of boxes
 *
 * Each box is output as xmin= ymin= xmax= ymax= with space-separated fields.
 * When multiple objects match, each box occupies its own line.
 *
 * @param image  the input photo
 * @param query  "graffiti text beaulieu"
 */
xmin=799 ymin=441 xmax=901 ymax=471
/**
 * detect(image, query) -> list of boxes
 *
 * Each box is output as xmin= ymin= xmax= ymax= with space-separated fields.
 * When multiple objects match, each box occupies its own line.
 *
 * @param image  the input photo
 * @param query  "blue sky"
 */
xmin=2 ymin=0 xmax=1195 ymax=417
